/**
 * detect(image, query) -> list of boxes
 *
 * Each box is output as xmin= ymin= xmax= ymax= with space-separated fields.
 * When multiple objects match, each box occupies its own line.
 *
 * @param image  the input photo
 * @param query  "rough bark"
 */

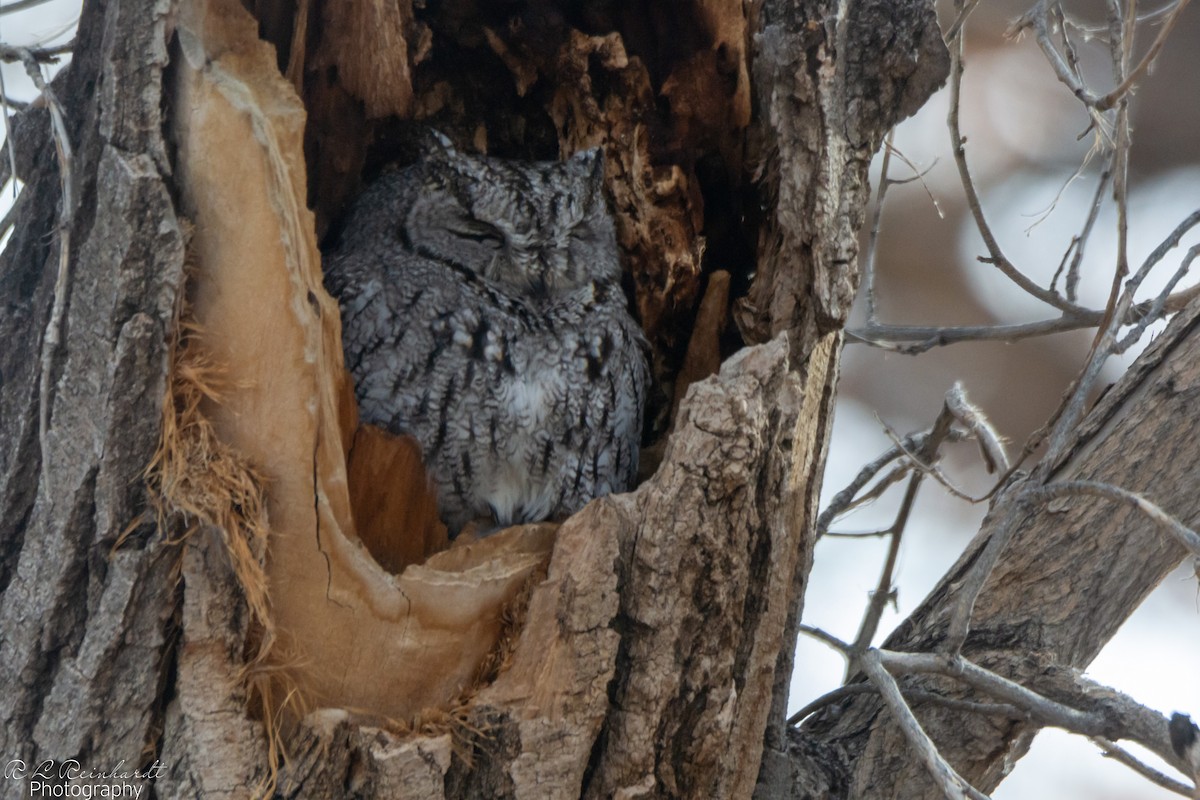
xmin=748 ymin=0 xmax=947 ymax=795
xmin=0 ymin=0 xmax=187 ymax=795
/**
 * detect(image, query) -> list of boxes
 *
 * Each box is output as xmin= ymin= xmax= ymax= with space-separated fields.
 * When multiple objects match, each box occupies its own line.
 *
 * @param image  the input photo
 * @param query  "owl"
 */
xmin=324 ymin=134 xmax=649 ymax=534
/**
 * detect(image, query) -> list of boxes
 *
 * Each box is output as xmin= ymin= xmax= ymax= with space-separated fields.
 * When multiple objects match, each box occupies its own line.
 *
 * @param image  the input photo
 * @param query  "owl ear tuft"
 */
xmin=570 ymin=147 xmax=606 ymax=199
xmin=421 ymin=130 xmax=457 ymax=160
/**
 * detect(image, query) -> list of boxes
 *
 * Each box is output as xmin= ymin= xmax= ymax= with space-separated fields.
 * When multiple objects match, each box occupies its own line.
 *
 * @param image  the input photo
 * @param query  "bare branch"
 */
xmin=1026 ymin=481 xmax=1200 ymax=559
xmin=863 ymin=130 xmax=893 ymax=323
xmin=861 ymin=651 xmax=992 ymax=800
xmin=947 ymin=13 xmax=1086 ymax=316
xmin=828 ymin=463 xmax=912 ymax=520
xmin=0 ymin=39 xmax=73 ymax=61
xmin=823 ymin=529 xmax=895 ymax=539
xmin=945 ymin=382 xmax=1008 ymax=473
xmin=849 ymin=272 xmax=1200 ymax=353
xmin=798 ymin=624 xmax=853 ymax=655
xmin=1126 ymin=211 xmax=1200 ymax=297
xmin=790 ymin=681 xmax=1027 ymax=727
xmin=0 ymin=0 xmax=62 ymax=17
xmin=1065 ymin=168 xmax=1112 ymax=302
xmin=1091 ymin=737 xmax=1196 ymax=798
xmin=944 ymin=485 xmax=1024 ymax=655
xmin=1062 ymin=1 xmax=1182 ymax=34
xmin=1 ymin=46 xmax=76 ymax=490
xmin=849 ymin=315 xmax=1091 ymax=353
xmin=799 ymin=631 xmax=1196 ymax=790
xmin=1094 ymin=0 xmax=1191 ymax=111
xmin=787 ymin=684 xmax=877 ymax=726
xmin=879 ymin=650 xmax=1196 ymax=781
xmin=880 ymin=651 xmax=1099 ymax=732
xmin=882 ymin=418 xmax=982 ymax=503
xmin=849 ymin=406 xmax=955 ymax=662
xmin=1117 ymin=244 xmax=1200 ymax=352
xmin=944 ymin=0 xmax=981 ymax=41
xmin=817 ymin=429 xmax=956 ymax=533
xmin=1020 ymin=0 xmax=1186 ymax=113
xmin=1025 ymin=0 xmax=1106 ymax=109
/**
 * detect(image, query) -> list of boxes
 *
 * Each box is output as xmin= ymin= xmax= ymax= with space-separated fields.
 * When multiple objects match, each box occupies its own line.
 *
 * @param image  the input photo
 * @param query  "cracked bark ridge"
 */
xmin=585 ymin=337 xmax=808 ymax=800
xmin=750 ymin=1 xmax=947 ymax=797
xmin=739 ymin=0 xmax=949 ymax=346
xmin=0 ymin=0 xmax=186 ymax=791
xmin=159 ymin=532 xmax=271 ymax=797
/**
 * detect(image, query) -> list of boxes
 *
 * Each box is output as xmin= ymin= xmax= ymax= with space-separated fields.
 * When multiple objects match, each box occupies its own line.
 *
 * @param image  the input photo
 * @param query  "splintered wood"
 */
xmin=170 ymin=0 xmax=554 ymax=726
xmin=284 ymin=2 xmax=751 ymax=399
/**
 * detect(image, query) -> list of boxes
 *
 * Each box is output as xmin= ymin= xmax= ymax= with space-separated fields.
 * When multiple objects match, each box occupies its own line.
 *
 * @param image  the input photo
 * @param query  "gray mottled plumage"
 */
xmin=325 ymin=136 xmax=649 ymax=533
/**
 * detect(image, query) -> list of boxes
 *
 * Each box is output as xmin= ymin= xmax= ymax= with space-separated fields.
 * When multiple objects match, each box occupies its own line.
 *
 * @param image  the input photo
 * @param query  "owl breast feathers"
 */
xmin=324 ymin=136 xmax=649 ymax=533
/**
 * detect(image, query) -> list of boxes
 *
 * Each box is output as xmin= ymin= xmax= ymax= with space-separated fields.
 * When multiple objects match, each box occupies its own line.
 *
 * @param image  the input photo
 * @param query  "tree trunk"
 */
xmin=28 ymin=0 xmax=1193 ymax=798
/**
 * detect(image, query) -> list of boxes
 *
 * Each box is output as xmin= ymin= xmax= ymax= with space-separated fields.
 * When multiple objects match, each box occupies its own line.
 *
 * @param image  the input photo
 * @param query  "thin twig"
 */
xmin=818 ymin=446 xmax=908 ymax=532
xmin=818 ymin=430 xmax=951 ymax=533
xmin=947 ymin=10 xmax=1086 ymax=316
xmin=1052 ymin=3 xmax=1087 ymax=95
xmin=0 ymin=39 xmax=73 ymax=61
xmin=0 ymin=0 xmax=61 ymax=17
xmin=1039 ymin=202 xmax=1200 ymax=467
xmin=878 ymin=650 xmax=1195 ymax=778
xmin=945 ymin=382 xmax=1008 ymax=473
xmin=1025 ymin=480 xmax=1200 ymax=558
xmin=1117 ymin=244 xmax=1200 ymax=352
xmin=884 ymin=143 xmax=943 ymax=214
xmin=848 ymin=405 xmax=955 ymax=667
xmin=798 ymin=624 xmax=851 ymax=654
xmin=860 ymin=135 xmax=943 ymax=325
xmin=1095 ymin=0 xmax=1191 ymax=111
xmin=0 ymin=185 xmax=26 ymax=239
xmin=789 ymin=681 xmax=1027 ymax=727
xmin=849 ymin=272 xmax=1200 ymax=353
xmin=798 ymin=627 xmax=1197 ymax=787
xmin=827 ymin=463 xmax=912 ymax=520
xmin=788 ymin=683 xmax=877 ymax=726
xmin=944 ymin=0 xmax=982 ymax=41
xmin=1091 ymin=737 xmax=1197 ymax=798
xmin=863 ymin=130 xmax=893 ymax=322
xmin=823 ymin=529 xmax=895 ymax=539
xmin=881 ymin=418 xmax=982 ymax=503
xmin=850 ymin=316 xmax=1092 ymax=353
xmin=4 ymin=47 xmax=75 ymax=488
xmin=861 ymin=651 xmax=992 ymax=800
xmin=943 ymin=484 xmax=1023 ymax=655
xmin=879 ymin=650 xmax=1100 ymax=733
xmin=1066 ymin=168 xmax=1112 ymax=302
xmin=1063 ymin=0 xmax=1180 ymax=34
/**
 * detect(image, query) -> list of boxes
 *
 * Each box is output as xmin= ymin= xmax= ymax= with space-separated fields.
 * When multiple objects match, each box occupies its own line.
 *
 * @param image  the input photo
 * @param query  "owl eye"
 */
xmin=450 ymin=218 xmax=504 ymax=249
xmin=568 ymin=222 xmax=595 ymax=243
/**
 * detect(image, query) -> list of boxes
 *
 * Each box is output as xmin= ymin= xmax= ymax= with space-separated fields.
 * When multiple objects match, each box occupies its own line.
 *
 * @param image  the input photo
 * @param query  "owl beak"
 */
xmin=570 ymin=147 xmax=606 ymax=188
xmin=422 ymin=129 xmax=457 ymax=158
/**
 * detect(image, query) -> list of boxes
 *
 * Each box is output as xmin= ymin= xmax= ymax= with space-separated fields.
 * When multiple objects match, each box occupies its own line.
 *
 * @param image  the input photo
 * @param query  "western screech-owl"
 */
xmin=324 ymin=134 xmax=649 ymax=533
